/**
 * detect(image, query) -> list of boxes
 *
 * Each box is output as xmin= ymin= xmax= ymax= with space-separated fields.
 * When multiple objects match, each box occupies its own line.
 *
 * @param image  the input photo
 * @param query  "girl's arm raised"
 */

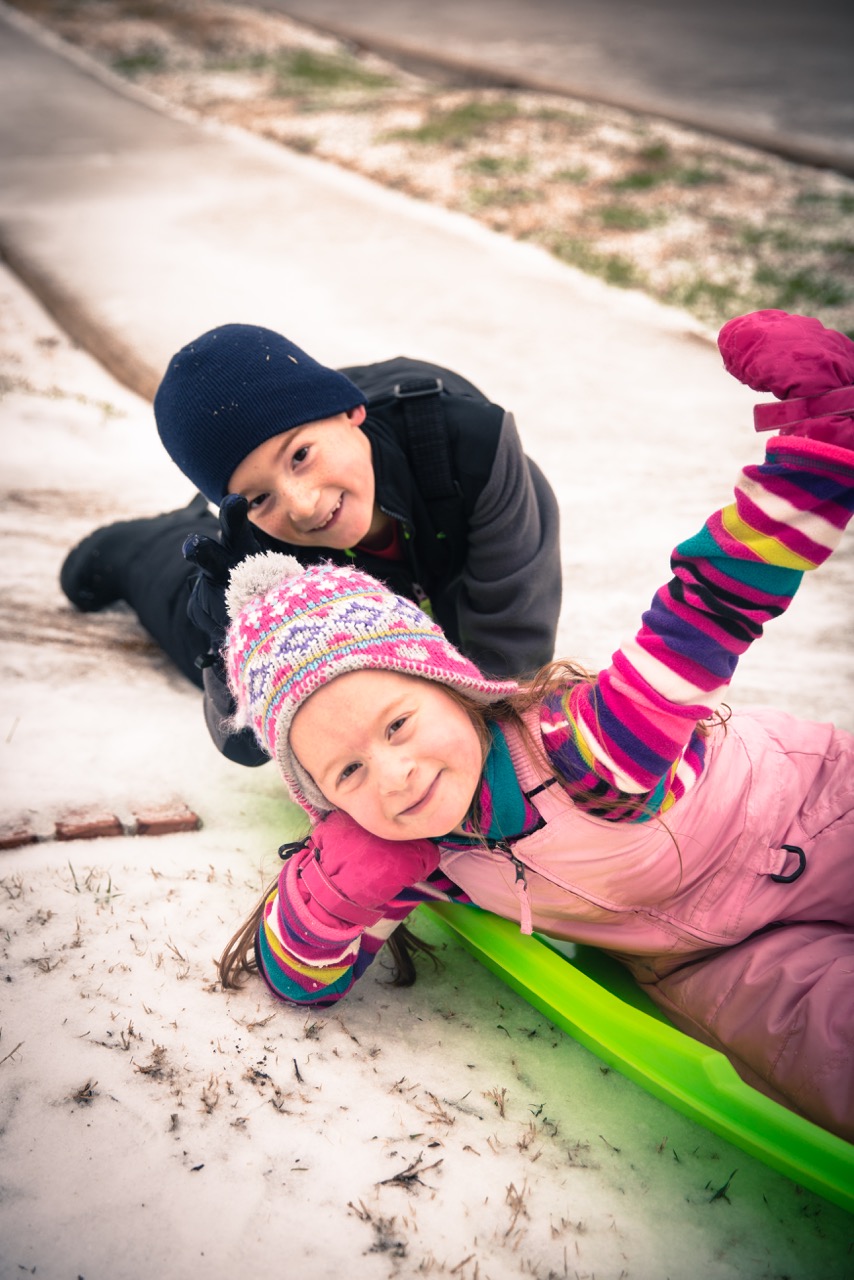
xmin=541 ymin=317 xmax=854 ymax=820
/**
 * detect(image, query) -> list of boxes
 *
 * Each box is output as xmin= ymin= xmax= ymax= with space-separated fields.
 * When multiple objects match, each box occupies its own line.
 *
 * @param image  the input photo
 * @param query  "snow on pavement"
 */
xmin=1 ymin=263 xmax=852 ymax=1279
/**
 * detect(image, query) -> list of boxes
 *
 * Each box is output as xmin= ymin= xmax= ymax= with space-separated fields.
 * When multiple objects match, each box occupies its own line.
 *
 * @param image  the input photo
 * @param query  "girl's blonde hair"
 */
xmin=218 ymin=878 xmax=439 ymax=992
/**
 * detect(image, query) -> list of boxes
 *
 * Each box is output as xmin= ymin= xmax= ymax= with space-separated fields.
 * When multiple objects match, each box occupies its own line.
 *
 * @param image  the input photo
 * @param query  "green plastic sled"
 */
xmin=421 ymin=901 xmax=854 ymax=1215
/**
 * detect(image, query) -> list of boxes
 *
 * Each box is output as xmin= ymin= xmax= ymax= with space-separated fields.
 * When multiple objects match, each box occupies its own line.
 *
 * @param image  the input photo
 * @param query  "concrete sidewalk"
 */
xmin=0 ymin=0 xmax=851 ymax=714
xmin=0 ymin=1 xmax=722 ymax=398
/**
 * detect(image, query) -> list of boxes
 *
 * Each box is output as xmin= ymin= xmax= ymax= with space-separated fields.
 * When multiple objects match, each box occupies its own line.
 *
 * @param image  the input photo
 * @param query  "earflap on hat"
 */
xmin=223 ymin=553 xmax=518 ymax=817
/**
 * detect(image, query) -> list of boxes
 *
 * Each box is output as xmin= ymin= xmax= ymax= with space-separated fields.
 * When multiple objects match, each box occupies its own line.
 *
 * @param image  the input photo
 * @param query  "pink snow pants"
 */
xmin=637 ymin=711 xmax=854 ymax=1140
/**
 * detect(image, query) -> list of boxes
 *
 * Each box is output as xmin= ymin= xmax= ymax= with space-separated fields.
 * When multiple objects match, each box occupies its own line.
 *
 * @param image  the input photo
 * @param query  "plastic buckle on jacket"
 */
xmin=394 ymin=377 xmax=444 ymax=399
xmin=769 ymin=843 xmax=807 ymax=883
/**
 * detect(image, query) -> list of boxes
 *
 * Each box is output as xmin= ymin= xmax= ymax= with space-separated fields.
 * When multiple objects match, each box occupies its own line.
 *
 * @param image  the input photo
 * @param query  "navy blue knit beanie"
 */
xmin=154 ymin=324 xmax=367 ymax=502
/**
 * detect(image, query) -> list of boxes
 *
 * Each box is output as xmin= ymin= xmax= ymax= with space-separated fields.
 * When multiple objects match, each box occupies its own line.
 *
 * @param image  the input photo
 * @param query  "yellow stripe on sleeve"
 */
xmin=263 ymin=918 xmax=355 ymax=981
xmin=721 ymin=503 xmax=817 ymax=572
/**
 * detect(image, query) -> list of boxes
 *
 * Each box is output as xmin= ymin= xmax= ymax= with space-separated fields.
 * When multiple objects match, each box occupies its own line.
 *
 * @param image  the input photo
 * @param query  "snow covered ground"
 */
xmin=1 ymin=262 xmax=852 ymax=1278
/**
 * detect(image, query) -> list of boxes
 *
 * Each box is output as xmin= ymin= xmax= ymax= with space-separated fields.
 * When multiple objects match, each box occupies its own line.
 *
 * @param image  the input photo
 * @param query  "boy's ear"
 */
xmin=347 ymin=403 xmax=367 ymax=427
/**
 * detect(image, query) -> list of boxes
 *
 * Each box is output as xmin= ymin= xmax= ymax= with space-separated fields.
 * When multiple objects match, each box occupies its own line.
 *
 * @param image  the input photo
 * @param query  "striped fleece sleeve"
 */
xmin=540 ymin=435 xmax=854 ymax=819
xmin=255 ymin=848 xmax=471 ymax=1005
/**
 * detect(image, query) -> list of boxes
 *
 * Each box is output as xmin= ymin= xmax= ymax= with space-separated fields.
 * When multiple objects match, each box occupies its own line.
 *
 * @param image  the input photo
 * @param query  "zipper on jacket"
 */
xmin=379 ymin=502 xmax=409 ymax=529
xmin=495 ymin=839 xmax=534 ymax=935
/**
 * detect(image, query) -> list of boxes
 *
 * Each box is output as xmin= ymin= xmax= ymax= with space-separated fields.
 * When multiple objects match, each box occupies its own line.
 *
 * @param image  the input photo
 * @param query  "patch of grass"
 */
xmin=285 ymin=134 xmax=318 ymax=154
xmin=612 ymin=163 xmax=722 ymax=191
xmin=739 ymin=225 xmax=763 ymax=247
xmin=611 ymin=169 xmax=664 ymax=191
xmin=753 ymin=265 xmax=848 ymax=308
xmin=638 ymin=141 xmax=671 ymax=164
xmin=597 ymin=203 xmax=665 ymax=231
xmin=468 ymin=185 xmax=538 ymax=208
xmin=669 ymin=277 xmax=741 ymax=318
xmin=207 ymin=50 xmax=270 ymax=73
xmin=717 ymin=153 xmax=772 ymax=174
xmin=549 ymin=236 xmax=644 ymax=289
xmin=464 ymin=154 xmax=530 ymax=177
xmin=739 ymin=225 xmax=806 ymax=252
xmin=385 ymin=99 xmax=520 ymax=147
xmin=674 ymin=165 xmax=724 ymax=187
xmin=533 ymin=107 xmax=592 ymax=131
xmin=551 ymin=165 xmax=590 ymax=184
xmin=111 ymin=45 xmax=167 ymax=76
xmin=271 ymin=48 xmax=393 ymax=96
xmin=617 ymin=139 xmax=671 ymax=184
xmin=794 ymin=190 xmax=834 ymax=206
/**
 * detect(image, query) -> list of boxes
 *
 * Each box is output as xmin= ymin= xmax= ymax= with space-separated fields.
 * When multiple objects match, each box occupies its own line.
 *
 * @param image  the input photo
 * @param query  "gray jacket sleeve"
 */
xmin=456 ymin=411 xmax=561 ymax=678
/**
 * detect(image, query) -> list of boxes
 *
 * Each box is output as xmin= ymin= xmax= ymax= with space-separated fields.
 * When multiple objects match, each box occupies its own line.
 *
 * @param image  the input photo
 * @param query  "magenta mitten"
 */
xmin=718 ymin=309 xmax=854 ymax=447
xmin=298 ymin=811 xmax=440 ymax=927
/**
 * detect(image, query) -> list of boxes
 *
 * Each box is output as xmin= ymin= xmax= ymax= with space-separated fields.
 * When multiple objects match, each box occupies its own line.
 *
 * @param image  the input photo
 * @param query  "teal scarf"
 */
xmin=451 ymin=722 xmax=541 ymax=845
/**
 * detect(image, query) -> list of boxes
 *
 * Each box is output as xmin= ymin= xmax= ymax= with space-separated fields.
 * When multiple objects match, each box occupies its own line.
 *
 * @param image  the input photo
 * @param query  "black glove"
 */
xmin=182 ymin=494 xmax=262 ymax=657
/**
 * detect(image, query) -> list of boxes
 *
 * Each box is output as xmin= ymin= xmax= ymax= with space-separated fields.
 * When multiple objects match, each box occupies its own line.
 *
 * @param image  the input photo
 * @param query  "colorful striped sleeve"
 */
xmin=256 ymin=853 xmax=471 ymax=1006
xmin=541 ymin=435 xmax=854 ymax=820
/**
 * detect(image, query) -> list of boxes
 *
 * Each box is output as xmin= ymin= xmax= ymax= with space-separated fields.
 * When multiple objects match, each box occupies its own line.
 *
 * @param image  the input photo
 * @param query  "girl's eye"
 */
xmin=247 ymin=493 xmax=268 ymax=511
xmin=387 ymin=716 xmax=407 ymax=738
xmin=338 ymin=761 xmax=361 ymax=784
xmin=292 ymin=445 xmax=309 ymax=467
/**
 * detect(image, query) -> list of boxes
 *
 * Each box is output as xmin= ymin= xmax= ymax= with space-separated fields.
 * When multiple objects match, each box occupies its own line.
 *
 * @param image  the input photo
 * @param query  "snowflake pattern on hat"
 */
xmin=224 ymin=555 xmax=518 ymax=815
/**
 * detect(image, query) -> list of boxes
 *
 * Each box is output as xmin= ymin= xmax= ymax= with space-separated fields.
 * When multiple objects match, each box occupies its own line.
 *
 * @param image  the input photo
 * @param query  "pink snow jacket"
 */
xmin=441 ymin=705 xmax=854 ymax=1139
xmin=441 ymin=707 xmax=852 ymax=965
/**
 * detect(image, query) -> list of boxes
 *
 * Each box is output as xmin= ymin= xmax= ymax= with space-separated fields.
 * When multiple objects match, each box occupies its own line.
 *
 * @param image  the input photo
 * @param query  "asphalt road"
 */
xmin=270 ymin=0 xmax=854 ymax=175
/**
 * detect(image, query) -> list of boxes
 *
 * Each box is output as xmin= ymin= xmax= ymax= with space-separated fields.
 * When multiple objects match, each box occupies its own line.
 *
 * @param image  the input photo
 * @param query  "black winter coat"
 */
xmin=204 ymin=357 xmax=561 ymax=765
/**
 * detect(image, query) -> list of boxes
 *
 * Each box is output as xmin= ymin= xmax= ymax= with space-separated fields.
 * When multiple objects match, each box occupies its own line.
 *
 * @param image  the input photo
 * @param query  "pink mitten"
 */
xmin=718 ymin=309 xmax=854 ymax=446
xmin=298 ymin=811 xmax=440 ymax=926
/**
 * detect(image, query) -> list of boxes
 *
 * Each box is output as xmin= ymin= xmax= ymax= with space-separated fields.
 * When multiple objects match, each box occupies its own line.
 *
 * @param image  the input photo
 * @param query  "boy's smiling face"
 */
xmin=228 ymin=405 xmax=390 ymax=549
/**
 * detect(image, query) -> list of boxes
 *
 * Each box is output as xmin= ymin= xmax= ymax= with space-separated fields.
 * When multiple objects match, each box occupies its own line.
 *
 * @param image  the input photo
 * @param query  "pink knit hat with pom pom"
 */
xmin=224 ymin=552 xmax=518 ymax=815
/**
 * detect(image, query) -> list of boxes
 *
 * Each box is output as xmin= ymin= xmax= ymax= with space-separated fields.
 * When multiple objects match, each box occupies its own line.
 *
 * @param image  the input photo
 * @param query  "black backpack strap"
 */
xmin=338 ymin=358 xmax=472 ymax=554
xmin=339 ymin=356 xmax=488 ymax=402
xmin=394 ymin=376 xmax=459 ymax=502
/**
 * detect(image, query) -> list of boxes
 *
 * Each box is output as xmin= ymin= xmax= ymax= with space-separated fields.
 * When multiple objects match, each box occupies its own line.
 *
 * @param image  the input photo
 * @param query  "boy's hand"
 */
xmin=183 ymin=494 xmax=262 ymax=650
xmin=300 ymin=811 xmax=440 ymax=922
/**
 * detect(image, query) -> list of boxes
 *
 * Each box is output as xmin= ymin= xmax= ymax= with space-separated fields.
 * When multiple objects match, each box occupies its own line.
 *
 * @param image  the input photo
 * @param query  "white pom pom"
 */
xmin=226 ymin=552 xmax=303 ymax=618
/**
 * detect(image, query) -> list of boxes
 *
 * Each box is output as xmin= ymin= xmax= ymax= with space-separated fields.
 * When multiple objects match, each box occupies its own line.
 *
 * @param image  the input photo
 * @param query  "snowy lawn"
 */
xmin=1 ymin=264 xmax=852 ymax=1278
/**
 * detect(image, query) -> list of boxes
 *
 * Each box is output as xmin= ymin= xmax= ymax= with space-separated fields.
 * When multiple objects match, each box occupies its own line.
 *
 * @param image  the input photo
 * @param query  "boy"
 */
xmin=61 ymin=323 xmax=561 ymax=766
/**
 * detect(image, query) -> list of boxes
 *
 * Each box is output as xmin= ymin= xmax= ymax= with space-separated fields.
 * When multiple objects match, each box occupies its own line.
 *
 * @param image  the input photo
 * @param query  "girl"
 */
xmin=219 ymin=310 xmax=854 ymax=1142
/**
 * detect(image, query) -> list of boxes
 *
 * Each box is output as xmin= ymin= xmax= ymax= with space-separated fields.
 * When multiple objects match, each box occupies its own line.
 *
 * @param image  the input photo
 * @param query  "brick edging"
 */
xmin=1 ymin=802 xmax=201 ymax=850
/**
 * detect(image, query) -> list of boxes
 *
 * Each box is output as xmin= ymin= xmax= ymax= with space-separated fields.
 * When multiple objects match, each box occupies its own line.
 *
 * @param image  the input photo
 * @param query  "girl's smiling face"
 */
xmin=290 ymin=670 xmax=485 ymax=841
xmin=227 ymin=405 xmax=391 ymax=550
